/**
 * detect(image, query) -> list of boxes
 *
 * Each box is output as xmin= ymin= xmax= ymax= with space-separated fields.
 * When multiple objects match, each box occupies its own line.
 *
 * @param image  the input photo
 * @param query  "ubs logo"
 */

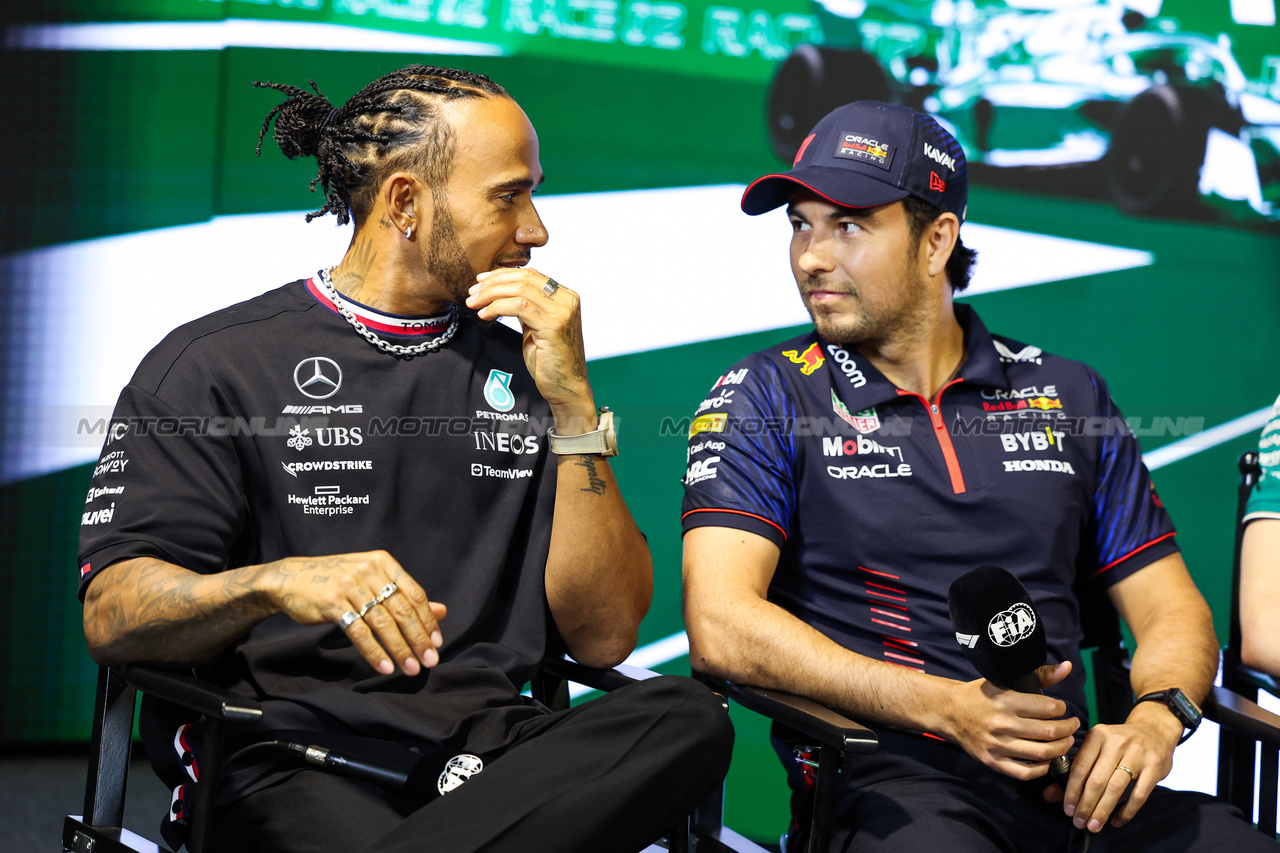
xmin=294 ymin=357 xmax=343 ymax=400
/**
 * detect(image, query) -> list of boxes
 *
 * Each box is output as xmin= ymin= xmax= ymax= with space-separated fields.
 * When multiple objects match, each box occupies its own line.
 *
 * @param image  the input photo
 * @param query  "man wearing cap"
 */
xmin=682 ymin=101 xmax=1269 ymax=851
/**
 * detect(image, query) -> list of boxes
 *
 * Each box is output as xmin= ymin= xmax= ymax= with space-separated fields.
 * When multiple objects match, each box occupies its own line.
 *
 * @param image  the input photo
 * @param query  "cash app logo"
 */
xmin=484 ymin=370 xmax=515 ymax=412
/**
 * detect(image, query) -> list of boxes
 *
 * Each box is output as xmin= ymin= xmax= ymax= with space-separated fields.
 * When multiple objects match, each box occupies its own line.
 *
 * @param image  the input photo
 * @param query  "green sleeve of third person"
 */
xmin=1246 ymin=394 xmax=1280 ymax=521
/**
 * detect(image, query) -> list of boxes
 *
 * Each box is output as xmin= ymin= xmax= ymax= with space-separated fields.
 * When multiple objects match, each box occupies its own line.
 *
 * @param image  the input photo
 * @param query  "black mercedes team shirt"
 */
xmin=681 ymin=304 xmax=1177 ymax=726
xmin=79 ymin=276 xmax=558 ymax=782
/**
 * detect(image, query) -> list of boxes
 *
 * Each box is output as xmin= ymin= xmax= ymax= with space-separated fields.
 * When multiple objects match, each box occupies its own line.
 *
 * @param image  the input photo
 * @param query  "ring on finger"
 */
xmin=374 ymin=582 xmax=398 ymax=604
xmin=337 ymin=610 xmax=362 ymax=630
xmin=357 ymin=597 xmax=380 ymax=618
xmin=542 ymin=277 xmax=561 ymax=297
xmin=1115 ymin=764 xmax=1135 ymax=781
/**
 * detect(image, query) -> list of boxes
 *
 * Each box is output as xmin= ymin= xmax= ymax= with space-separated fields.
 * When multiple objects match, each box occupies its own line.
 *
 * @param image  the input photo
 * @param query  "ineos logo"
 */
xmin=987 ymin=602 xmax=1036 ymax=647
xmin=294 ymin=357 xmax=343 ymax=400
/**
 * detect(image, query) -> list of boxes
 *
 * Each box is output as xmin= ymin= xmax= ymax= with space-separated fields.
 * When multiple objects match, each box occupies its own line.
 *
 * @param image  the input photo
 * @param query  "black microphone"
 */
xmin=275 ymin=740 xmax=488 ymax=803
xmin=283 ymin=741 xmax=419 ymax=793
xmin=948 ymin=565 xmax=1071 ymax=785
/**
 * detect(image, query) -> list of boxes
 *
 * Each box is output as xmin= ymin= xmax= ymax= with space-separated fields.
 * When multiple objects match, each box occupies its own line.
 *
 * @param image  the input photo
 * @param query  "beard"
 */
xmin=425 ymin=194 xmax=531 ymax=328
xmin=802 ymin=282 xmax=871 ymax=347
xmin=800 ymin=272 xmax=931 ymax=350
xmin=425 ymin=198 xmax=478 ymax=308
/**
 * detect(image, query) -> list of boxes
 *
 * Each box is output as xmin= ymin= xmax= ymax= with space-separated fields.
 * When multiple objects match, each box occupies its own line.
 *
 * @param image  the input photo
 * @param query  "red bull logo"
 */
xmin=1027 ymin=397 xmax=1062 ymax=410
xmin=983 ymin=400 xmax=1027 ymax=413
xmin=783 ymin=342 xmax=825 ymax=376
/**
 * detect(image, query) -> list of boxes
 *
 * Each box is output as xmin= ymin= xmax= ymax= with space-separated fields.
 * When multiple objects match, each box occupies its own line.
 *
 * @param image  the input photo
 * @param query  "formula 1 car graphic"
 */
xmin=766 ymin=0 xmax=1280 ymax=221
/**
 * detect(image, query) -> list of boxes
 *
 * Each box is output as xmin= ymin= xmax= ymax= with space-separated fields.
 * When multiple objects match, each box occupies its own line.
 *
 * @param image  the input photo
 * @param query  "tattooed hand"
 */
xmin=83 ymin=551 xmax=446 ymax=676
xmin=260 ymin=550 xmax=447 ymax=676
xmin=464 ymin=267 xmax=597 ymax=433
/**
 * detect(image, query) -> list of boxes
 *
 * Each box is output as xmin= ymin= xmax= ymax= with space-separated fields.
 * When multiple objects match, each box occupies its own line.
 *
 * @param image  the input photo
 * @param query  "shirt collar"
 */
xmin=821 ymin=303 xmax=1013 ymax=410
xmin=306 ymin=273 xmax=453 ymax=338
xmin=953 ymin=303 xmax=1013 ymax=392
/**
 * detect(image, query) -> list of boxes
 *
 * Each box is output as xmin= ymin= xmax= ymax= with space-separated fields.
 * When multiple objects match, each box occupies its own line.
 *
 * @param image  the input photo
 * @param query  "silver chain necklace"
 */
xmin=318 ymin=267 xmax=459 ymax=357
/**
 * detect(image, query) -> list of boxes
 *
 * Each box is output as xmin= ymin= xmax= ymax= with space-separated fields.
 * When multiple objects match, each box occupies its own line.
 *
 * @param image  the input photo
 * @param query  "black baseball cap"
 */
xmin=741 ymin=101 xmax=967 ymax=222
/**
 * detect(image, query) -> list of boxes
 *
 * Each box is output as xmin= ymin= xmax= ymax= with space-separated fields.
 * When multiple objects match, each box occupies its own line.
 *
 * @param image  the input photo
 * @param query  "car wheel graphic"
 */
xmin=766 ymin=45 xmax=893 ymax=164
xmin=1106 ymin=85 xmax=1208 ymax=218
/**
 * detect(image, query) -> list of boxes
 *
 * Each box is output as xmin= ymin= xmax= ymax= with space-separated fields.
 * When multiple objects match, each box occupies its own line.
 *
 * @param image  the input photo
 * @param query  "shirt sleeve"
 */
xmin=680 ymin=356 xmax=798 ymax=547
xmin=1244 ymin=393 xmax=1280 ymax=523
xmin=77 ymin=382 xmax=247 ymax=600
xmin=1087 ymin=369 xmax=1179 ymax=585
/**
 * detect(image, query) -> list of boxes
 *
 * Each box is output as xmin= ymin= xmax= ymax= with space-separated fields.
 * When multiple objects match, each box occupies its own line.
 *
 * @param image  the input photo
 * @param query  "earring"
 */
xmin=405 ymin=224 xmax=413 ymax=240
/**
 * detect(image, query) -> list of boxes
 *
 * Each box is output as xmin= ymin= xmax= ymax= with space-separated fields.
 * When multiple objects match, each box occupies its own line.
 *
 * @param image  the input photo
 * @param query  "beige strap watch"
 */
xmin=547 ymin=408 xmax=618 ymax=457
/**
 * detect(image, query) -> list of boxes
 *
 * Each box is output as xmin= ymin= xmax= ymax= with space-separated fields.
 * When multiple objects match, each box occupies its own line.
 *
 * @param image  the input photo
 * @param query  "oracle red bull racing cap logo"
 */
xmin=835 ymin=132 xmax=894 ymax=170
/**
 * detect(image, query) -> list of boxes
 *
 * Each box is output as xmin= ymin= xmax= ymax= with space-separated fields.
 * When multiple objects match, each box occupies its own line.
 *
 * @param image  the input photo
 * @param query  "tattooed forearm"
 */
xmin=574 ymin=455 xmax=608 ymax=496
xmin=84 ymin=557 xmax=274 ymax=666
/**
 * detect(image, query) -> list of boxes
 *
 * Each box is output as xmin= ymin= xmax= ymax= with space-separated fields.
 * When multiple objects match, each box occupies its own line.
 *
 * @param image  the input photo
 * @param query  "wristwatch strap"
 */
xmin=548 ymin=409 xmax=617 ymax=457
xmin=1134 ymin=688 xmax=1202 ymax=744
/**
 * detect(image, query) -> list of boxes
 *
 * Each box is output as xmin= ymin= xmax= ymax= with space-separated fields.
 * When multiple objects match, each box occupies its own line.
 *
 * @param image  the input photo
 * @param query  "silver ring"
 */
xmin=357 ymin=598 xmax=379 ymax=617
xmin=1115 ymin=764 xmax=1134 ymax=781
xmin=338 ymin=610 xmax=362 ymax=630
xmin=375 ymin=582 xmax=398 ymax=603
xmin=542 ymin=277 xmax=560 ymax=297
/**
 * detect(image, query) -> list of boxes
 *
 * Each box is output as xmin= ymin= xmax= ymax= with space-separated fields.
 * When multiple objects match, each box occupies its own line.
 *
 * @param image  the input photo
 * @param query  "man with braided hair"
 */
xmin=78 ymin=64 xmax=731 ymax=853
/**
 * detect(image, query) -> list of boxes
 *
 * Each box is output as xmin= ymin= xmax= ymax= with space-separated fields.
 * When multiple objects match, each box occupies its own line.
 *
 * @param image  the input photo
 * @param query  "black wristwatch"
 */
xmin=1134 ymin=687 xmax=1202 ymax=744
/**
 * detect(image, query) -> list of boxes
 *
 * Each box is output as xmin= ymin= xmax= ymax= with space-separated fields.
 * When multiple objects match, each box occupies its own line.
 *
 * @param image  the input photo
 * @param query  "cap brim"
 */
xmin=740 ymin=167 xmax=910 ymax=215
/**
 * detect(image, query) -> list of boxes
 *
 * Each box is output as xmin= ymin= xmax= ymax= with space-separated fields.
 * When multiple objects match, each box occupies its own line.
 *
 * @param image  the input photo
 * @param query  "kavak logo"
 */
xmin=923 ymin=142 xmax=956 ymax=171
xmin=783 ymin=342 xmax=825 ymax=375
xmin=484 ymin=369 xmax=516 ymax=412
xmin=294 ymin=357 xmax=343 ymax=400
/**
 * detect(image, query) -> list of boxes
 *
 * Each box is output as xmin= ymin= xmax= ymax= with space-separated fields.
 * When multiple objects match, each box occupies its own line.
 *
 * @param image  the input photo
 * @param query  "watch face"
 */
xmin=1170 ymin=689 xmax=1203 ymax=725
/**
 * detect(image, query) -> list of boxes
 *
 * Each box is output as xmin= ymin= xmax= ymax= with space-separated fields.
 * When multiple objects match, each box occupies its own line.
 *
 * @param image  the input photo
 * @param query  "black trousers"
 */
xmin=208 ymin=676 xmax=733 ymax=853
xmin=775 ymin=727 xmax=1277 ymax=853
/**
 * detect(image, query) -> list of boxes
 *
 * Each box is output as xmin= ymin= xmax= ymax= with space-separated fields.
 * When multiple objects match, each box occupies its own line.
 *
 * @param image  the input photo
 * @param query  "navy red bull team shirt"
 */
xmin=681 ymin=304 xmax=1177 ymax=723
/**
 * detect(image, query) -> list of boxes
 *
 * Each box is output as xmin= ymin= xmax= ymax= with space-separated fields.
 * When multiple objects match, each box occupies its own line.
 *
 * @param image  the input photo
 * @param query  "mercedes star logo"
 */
xmin=294 ymin=357 xmax=343 ymax=400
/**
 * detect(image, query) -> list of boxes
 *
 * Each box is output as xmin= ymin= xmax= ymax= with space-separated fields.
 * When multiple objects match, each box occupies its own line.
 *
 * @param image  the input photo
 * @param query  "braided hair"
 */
xmin=254 ymin=65 xmax=509 ymax=225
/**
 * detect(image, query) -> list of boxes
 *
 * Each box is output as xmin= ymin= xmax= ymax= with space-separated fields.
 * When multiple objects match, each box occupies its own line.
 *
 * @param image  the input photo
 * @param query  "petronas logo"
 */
xmin=484 ymin=369 xmax=515 ymax=412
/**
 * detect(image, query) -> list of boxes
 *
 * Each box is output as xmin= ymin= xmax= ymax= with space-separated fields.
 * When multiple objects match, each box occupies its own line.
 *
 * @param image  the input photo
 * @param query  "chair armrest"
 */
xmin=1206 ymin=684 xmax=1280 ymax=750
xmin=536 ymin=656 xmax=654 ymax=693
xmin=1235 ymin=663 xmax=1280 ymax=697
xmin=121 ymin=665 xmax=262 ymax=722
xmin=721 ymin=681 xmax=878 ymax=755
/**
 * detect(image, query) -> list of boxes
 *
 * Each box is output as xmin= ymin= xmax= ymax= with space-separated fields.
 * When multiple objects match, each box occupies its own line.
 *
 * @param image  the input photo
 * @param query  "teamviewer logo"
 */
xmin=470 ymin=463 xmax=483 ymax=476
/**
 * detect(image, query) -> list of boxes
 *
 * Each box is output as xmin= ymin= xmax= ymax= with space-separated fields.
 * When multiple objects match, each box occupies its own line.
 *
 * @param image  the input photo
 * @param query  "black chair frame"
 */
xmin=66 ymin=658 xmax=758 ymax=853
xmin=1217 ymin=450 xmax=1280 ymax=836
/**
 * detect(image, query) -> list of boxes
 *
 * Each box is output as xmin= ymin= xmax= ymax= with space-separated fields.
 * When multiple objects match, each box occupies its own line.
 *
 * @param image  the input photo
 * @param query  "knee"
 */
xmin=632 ymin=675 xmax=735 ymax=760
